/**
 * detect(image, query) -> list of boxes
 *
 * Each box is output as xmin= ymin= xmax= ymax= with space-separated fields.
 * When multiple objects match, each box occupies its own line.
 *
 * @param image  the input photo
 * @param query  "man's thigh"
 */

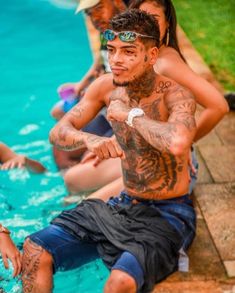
xmin=28 ymin=224 xmax=99 ymax=272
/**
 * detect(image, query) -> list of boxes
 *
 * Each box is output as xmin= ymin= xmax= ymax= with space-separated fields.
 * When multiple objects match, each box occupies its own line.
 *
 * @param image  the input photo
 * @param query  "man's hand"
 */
xmin=107 ymin=99 xmax=131 ymax=123
xmin=85 ymin=135 xmax=124 ymax=160
xmin=0 ymin=155 xmax=26 ymax=170
xmin=80 ymin=151 xmax=102 ymax=167
xmin=0 ymin=234 xmax=22 ymax=277
xmin=107 ymin=87 xmax=131 ymax=123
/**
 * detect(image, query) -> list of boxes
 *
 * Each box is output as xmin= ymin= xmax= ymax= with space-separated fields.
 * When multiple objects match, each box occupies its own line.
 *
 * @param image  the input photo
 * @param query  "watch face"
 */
xmin=132 ymin=108 xmax=144 ymax=116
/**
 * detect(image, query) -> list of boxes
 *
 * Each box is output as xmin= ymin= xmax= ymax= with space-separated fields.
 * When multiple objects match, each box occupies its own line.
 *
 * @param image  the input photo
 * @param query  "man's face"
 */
xmin=107 ymin=36 xmax=152 ymax=86
xmin=86 ymin=0 xmax=117 ymax=31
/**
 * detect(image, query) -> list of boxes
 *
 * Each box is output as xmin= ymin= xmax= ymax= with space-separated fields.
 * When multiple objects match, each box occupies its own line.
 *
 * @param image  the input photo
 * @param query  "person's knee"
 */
xmin=22 ymin=238 xmax=53 ymax=274
xmin=104 ymin=270 xmax=137 ymax=293
xmin=64 ymin=166 xmax=90 ymax=193
xmin=64 ymin=168 xmax=82 ymax=193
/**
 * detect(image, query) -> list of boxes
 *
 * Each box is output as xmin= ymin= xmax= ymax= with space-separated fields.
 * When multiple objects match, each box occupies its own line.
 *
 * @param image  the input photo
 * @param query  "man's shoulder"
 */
xmin=87 ymin=73 xmax=114 ymax=100
xmin=155 ymin=74 xmax=193 ymax=102
xmin=155 ymin=74 xmax=181 ymax=92
xmin=95 ymin=73 xmax=113 ymax=84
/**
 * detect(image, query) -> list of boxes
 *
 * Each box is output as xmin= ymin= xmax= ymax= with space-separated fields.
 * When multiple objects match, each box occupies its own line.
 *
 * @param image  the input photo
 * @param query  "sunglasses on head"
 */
xmin=103 ymin=29 xmax=155 ymax=42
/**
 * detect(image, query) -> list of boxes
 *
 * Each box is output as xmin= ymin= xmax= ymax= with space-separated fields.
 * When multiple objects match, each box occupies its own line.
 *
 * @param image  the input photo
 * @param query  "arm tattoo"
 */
xmin=130 ymin=85 xmax=196 ymax=153
xmin=69 ymin=105 xmax=85 ymax=119
xmin=156 ymin=81 xmax=172 ymax=93
xmin=51 ymin=126 xmax=86 ymax=151
xmin=166 ymin=87 xmax=196 ymax=130
xmin=136 ymin=120 xmax=177 ymax=152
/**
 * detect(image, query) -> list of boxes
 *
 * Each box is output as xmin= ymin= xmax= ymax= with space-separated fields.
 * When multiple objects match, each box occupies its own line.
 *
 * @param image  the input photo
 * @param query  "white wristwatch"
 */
xmin=126 ymin=108 xmax=145 ymax=127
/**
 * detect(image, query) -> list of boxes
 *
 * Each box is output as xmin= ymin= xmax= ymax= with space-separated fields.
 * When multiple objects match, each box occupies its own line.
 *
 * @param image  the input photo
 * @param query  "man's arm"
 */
xmin=50 ymin=76 xmax=124 ymax=159
xmin=108 ymin=85 xmax=197 ymax=156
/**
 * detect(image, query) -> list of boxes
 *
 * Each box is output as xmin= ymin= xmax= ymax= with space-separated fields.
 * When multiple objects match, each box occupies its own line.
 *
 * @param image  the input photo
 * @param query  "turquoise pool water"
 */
xmin=0 ymin=1 xmax=108 ymax=292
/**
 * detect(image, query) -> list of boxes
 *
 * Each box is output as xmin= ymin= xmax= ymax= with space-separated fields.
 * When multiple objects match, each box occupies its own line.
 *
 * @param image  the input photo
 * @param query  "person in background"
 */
xmin=50 ymin=0 xmax=127 ymax=120
xmin=0 ymin=223 xmax=21 ymax=277
xmin=0 ymin=142 xmax=46 ymax=173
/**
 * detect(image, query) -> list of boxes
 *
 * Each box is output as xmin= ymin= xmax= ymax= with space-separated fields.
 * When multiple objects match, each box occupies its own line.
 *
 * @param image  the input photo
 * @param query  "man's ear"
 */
xmin=148 ymin=47 xmax=159 ymax=65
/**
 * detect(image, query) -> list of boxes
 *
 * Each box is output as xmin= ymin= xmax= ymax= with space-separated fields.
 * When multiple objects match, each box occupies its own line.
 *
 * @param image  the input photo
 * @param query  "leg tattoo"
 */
xmin=22 ymin=239 xmax=44 ymax=293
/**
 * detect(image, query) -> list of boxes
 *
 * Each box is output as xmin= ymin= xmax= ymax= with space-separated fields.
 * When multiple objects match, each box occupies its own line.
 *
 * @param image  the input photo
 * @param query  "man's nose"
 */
xmin=112 ymin=51 xmax=123 ymax=63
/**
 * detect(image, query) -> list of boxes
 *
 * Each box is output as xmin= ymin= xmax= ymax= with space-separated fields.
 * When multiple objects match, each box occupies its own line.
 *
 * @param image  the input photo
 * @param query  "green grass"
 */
xmin=173 ymin=0 xmax=235 ymax=91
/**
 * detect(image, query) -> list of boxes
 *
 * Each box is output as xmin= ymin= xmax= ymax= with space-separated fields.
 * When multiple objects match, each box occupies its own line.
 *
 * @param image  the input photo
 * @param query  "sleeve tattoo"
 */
xmin=133 ymin=86 xmax=196 ymax=152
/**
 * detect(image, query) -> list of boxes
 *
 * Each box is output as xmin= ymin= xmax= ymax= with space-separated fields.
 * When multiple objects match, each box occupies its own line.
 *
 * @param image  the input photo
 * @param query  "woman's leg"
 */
xmin=64 ymin=157 xmax=122 ymax=194
xmin=88 ymin=176 xmax=124 ymax=201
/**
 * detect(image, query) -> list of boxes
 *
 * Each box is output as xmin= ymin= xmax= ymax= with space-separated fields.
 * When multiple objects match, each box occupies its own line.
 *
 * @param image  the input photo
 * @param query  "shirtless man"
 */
xmin=22 ymin=10 xmax=196 ymax=293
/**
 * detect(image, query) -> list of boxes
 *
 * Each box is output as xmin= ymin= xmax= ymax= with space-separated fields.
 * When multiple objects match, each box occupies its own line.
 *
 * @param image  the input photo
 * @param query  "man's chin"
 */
xmin=113 ymin=79 xmax=129 ymax=87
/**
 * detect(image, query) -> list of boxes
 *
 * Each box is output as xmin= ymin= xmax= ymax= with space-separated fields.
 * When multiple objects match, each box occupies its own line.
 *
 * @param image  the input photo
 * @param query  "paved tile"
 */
xmin=224 ymin=261 xmax=235 ymax=278
xmin=167 ymin=216 xmax=226 ymax=282
xmin=216 ymin=112 xmax=235 ymax=145
xmin=198 ymin=146 xmax=235 ymax=182
xmin=195 ymin=147 xmax=213 ymax=184
xmin=153 ymin=281 xmax=223 ymax=293
xmin=152 ymin=202 xmax=226 ymax=292
xmin=196 ymin=130 xmax=222 ymax=147
xmin=194 ymin=183 xmax=235 ymax=261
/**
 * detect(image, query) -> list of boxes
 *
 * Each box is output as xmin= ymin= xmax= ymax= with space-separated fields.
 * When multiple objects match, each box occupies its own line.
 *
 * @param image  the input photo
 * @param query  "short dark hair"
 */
xmin=129 ymin=0 xmax=185 ymax=60
xmin=109 ymin=9 xmax=160 ymax=48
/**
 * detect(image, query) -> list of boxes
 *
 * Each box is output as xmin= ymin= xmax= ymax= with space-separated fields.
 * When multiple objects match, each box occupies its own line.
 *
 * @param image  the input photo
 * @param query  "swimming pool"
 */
xmin=0 ymin=1 xmax=109 ymax=292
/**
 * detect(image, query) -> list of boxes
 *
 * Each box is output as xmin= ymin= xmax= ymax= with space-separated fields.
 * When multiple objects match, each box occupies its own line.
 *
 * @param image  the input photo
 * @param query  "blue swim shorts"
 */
xmin=28 ymin=224 xmax=144 ymax=290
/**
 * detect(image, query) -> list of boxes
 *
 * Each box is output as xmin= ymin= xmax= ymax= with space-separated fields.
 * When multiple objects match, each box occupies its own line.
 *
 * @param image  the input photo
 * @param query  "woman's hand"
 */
xmin=0 ymin=155 xmax=26 ymax=170
xmin=0 ymin=233 xmax=22 ymax=277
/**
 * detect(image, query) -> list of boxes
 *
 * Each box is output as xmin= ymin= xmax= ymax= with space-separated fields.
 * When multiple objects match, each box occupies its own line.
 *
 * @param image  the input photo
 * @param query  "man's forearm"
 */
xmin=49 ymin=125 xmax=87 ymax=151
xmin=132 ymin=116 xmax=194 ymax=156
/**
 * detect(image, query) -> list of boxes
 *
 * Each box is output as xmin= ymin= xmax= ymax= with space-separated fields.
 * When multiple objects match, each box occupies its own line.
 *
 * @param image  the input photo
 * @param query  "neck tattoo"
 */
xmin=127 ymin=68 xmax=156 ymax=104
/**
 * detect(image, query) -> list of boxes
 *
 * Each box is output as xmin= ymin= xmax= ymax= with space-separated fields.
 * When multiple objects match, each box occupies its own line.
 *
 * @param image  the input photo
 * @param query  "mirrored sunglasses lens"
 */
xmin=119 ymin=31 xmax=137 ymax=42
xmin=103 ymin=30 xmax=115 ymax=41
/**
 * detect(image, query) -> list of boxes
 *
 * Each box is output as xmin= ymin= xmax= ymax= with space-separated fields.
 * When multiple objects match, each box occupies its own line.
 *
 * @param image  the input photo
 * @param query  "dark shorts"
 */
xmin=108 ymin=192 xmax=196 ymax=250
xmin=28 ymin=192 xmax=196 ymax=291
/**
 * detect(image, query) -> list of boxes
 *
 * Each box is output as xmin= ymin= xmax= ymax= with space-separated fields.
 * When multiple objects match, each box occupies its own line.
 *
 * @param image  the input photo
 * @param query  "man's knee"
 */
xmin=22 ymin=238 xmax=53 ymax=273
xmin=104 ymin=270 xmax=137 ymax=293
xmin=22 ymin=238 xmax=53 ymax=292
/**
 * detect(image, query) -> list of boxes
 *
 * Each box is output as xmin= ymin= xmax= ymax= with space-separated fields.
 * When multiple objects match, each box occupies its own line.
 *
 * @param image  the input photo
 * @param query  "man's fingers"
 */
xmin=100 ymin=144 xmax=110 ymax=160
xmin=105 ymin=142 xmax=120 ymax=158
xmin=80 ymin=152 xmax=95 ymax=164
xmin=93 ymin=157 xmax=102 ymax=167
xmin=113 ymin=142 xmax=125 ymax=158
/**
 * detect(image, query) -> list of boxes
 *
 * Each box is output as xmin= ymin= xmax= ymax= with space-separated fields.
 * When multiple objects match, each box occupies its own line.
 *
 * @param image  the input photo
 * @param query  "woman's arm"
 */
xmin=155 ymin=50 xmax=229 ymax=142
xmin=0 ymin=142 xmax=46 ymax=173
xmin=0 ymin=142 xmax=17 ymax=162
